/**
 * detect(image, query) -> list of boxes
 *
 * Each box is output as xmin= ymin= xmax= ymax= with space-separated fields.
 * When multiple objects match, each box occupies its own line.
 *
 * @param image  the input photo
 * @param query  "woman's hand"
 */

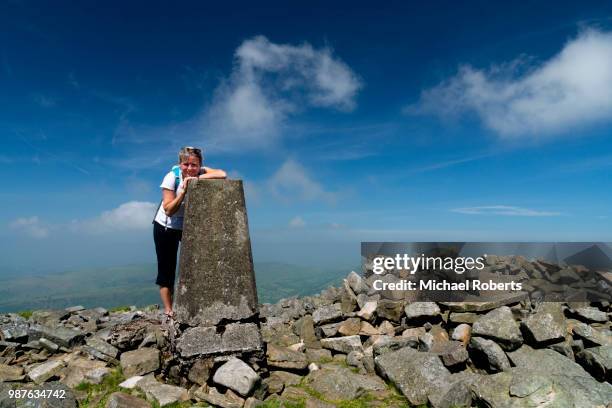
xmin=182 ymin=176 xmax=198 ymax=189
xmin=198 ymin=167 xmax=227 ymax=179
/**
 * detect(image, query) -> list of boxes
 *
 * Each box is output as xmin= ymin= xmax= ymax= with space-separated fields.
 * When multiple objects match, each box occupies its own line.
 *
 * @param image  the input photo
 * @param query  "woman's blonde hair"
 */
xmin=178 ymin=146 xmax=203 ymax=164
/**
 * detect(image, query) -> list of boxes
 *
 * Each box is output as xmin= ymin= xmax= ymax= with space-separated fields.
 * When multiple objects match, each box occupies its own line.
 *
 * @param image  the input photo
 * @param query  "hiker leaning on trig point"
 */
xmin=152 ymin=146 xmax=227 ymax=320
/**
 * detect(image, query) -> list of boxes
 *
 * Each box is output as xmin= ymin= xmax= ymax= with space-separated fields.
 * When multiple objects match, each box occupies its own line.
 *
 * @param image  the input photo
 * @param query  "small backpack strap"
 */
xmin=171 ymin=165 xmax=181 ymax=191
xmin=152 ymin=165 xmax=182 ymax=225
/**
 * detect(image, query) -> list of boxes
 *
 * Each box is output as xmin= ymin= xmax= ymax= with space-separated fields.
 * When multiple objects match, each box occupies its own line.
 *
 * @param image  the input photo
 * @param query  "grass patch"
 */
xmin=108 ymin=305 xmax=132 ymax=313
xmin=151 ymin=400 xmax=194 ymax=408
xmin=17 ymin=310 xmax=33 ymax=319
xmin=259 ymin=397 xmax=306 ymax=408
xmin=75 ymin=368 xmax=127 ymax=408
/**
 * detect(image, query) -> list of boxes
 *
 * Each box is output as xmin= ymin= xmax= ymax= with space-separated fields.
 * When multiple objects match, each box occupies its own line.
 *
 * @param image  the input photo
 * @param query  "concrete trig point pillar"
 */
xmin=174 ymin=180 xmax=263 ymax=358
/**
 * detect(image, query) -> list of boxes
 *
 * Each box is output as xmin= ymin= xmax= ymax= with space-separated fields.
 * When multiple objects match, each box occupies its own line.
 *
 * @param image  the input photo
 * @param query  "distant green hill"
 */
xmin=0 ymin=262 xmax=352 ymax=313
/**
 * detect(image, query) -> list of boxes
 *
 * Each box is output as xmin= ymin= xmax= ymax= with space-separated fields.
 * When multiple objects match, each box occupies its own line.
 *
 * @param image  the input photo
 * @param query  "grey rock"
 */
xmin=0 ymin=383 xmax=15 ymax=408
xmin=312 ymin=303 xmax=343 ymax=325
xmin=574 ymin=306 xmax=608 ymax=323
xmin=472 ymin=365 xmax=612 ymax=408
xmin=347 ymin=271 xmax=369 ymax=295
xmin=65 ymin=306 xmax=85 ymax=313
xmin=469 ymin=337 xmax=511 ymax=372
xmin=85 ymin=336 xmax=119 ymax=360
xmin=27 ymin=360 xmax=65 ymax=384
xmin=375 ymin=300 xmax=404 ymax=322
xmin=61 ymin=357 xmax=109 ymax=388
xmin=261 ymin=319 xmax=298 ymax=346
xmin=194 ymin=386 xmax=243 ymax=408
xmin=118 ymin=376 xmax=144 ymax=389
xmin=549 ymin=339 xmax=575 ymax=360
xmin=293 ymin=315 xmax=320 ymax=349
xmin=30 ymin=310 xmax=69 ymax=326
xmin=79 ymin=308 xmax=106 ymax=323
xmin=266 ymin=344 xmax=308 ymax=370
xmin=472 ymin=306 xmax=523 ymax=350
xmin=18 ymin=382 xmax=77 ymax=408
xmin=177 ymin=323 xmax=263 ymax=357
xmin=521 ymin=302 xmax=566 ymax=345
xmin=120 ymin=348 xmax=160 ymax=377
xmin=28 ymin=324 xmax=84 ymax=348
xmin=440 ymin=292 xmax=527 ymax=312
xmin=451 ymin=324 xmax=471 ymax=346
xmin=137 ymin=377 xmax=189 ymax=407
xmin=0 ymin=364 xmax=24 ymax=382
xmin=404 ymin=301 xmax=441 ymax=319
xmin=340 ymin=280 xmax=358 ymax=314
xmin=317 ymin=322 xmax=340 ymax=338
xmin=572 ymin=321 xmax=612 ymax=346
xmin=213 ymin=357 xmax=260 ymax=396
xmin=39 ymin=338 xmax=59 ymax=353
xmin=320 ymin=335 xmax=363 ymax=354
xmin=304 ymin=365 xmax=386 ymax=400
xmin=576 ymin=345 xmax=612 ymax=382
xmin=375 ymin=347 xmax=452 ymax=406
xmin=372 ymin=335 xmax=418 ymax=357
xmin=336 ymin=318 xmax=361 ymax=336
xmin=174 ymin=180 xmax=259 ymax=327
xmin=105 ymin=392 xmax=151 ymax=408
xmin=85 ymin=367 xmax=111 ymax=384
xmin=356 ymin=300 xmax=377 ymax=321
xmin=188 ymin=358 xmax=214 ymax=385
xmin=434 ymin=341 xmax=469 ymax=367
xmin=264 ymin=371 xmax=301 ymax=394
xmin=0 ymin=322 xmax=29 ymax=343
xmin=346 ymin=351 xmax=364 ymax=367
xmin=448 ymin=312 xmax=478 ymax=324
xmin=429 ymin=372 xmax=477 ymax=408
xmin=305 ymin=348 xmax=332 ymax=363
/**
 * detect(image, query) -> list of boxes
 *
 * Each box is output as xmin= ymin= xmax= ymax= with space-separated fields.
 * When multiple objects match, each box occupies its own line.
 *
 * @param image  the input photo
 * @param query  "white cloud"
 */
xmin=9 ymin=216 xmax=49 ymax=238
xmin=268 ymin=159 xmax=338 ymax=203
xmin=77 ymin=201 xmax=158 ymax=233
xmin=202 ymin=36 xmax=362 ymax=151
xmin=451 ymin=205 xmax=561 ymax=217
xmin=32 ymin=93 xmax=57 ymax=108
xmin=289 ymin=216 xmax=306 ymax=228
xmin=410 ymin=29 xmax=612 ymax=137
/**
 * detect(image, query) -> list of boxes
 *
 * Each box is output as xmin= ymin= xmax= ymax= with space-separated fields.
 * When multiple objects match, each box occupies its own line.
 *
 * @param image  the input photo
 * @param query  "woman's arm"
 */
xmin=199 ymin=167 xmax=227 ymax=179
xmin=161 ymin=177 xmax=197 ymax=216
xmin=161 ymin=189 xmax=184 ymax=217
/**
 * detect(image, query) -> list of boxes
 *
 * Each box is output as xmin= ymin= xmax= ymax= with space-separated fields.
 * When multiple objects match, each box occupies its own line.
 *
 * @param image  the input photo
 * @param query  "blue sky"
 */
xmin=2 ymin=1 xmax=612 ymax=274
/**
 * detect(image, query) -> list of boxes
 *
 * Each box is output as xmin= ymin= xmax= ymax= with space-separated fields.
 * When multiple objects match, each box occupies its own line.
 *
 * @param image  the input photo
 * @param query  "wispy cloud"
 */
xmin=67 ymin=72 xmax=79 ymax=89
xmin=31 ymin=93 xmax=57 ymax=108
xmin=289 ymin=216 xmax=306 ymax=227
xmin=268 ymin=159 xmax=338 ymax=204
xmin=202 ymin=35 xmax=362 ymax=152
xmin=408 ymin=29 xmax=612 ymax=138
xmin=405 ymin=152 xmax=495 ymax=174
xmin=110 ymin=36 xmax=361 ymax=154
xmin=9 ymin=216 xmax=49 ymax=238
xmin=451 ymin=205 xmax=561 ymax=216
xmin=74 ymin=201 xmax=157 ymax=234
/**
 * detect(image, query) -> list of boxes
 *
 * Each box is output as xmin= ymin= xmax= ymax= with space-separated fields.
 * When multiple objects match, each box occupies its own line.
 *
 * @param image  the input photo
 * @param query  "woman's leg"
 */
xmin=159 ymin=286 xmax=173 ymax=314
xmin=153 ymin=223 xmax=181 ymax=315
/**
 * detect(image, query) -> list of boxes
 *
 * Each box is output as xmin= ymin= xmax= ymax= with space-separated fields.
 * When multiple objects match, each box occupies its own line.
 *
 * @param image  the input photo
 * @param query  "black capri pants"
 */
xmin=153 ymin=222 xmax=182 ymax=288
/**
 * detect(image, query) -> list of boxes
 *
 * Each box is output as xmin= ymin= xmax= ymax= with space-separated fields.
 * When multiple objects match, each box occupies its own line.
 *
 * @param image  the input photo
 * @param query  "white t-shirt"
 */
xmin=154 ymin=168 xmax=205 ymax=230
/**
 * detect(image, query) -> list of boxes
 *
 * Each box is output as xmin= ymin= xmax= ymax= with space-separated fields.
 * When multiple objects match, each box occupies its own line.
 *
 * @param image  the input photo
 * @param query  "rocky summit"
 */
xmin=0 ymin=259 xmax=611 ymax=407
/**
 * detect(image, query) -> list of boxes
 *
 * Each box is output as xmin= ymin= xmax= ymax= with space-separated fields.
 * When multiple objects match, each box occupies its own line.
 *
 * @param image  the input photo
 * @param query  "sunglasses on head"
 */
xmin=183 ymin=146 xmax=202 ymax=154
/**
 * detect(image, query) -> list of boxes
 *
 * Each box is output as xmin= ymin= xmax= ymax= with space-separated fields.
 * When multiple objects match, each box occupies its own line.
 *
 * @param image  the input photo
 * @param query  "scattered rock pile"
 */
xmin=1 ymin=259 xmax=611 ymax=407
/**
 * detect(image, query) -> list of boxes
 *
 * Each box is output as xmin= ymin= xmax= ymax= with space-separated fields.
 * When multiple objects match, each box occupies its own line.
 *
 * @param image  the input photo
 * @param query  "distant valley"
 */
xmin=0 ymin=262 xmax=352 ymax=313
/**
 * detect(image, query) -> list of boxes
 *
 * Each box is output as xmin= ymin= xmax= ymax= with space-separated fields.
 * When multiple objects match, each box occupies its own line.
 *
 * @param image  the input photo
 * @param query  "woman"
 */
xmin=153 ymin=146 xmax=227 ymax=319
